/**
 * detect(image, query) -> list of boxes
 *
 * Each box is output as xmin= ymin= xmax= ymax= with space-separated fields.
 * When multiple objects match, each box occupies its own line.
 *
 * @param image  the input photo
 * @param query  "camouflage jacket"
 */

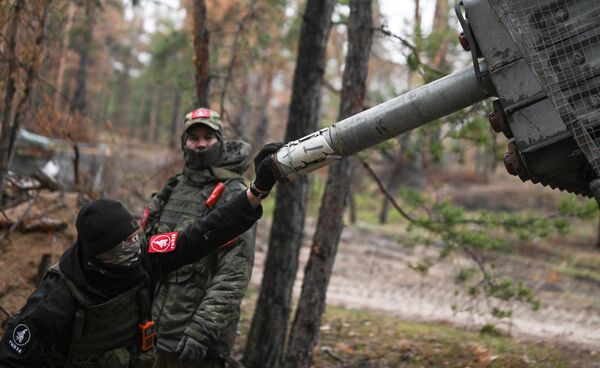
xmin=146 ymin=140 xmax=256 ymax=358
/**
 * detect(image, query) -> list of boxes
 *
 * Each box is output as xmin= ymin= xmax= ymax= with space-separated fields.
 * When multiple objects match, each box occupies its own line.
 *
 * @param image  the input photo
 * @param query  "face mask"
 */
xmin=183 ymin=140 xmax=223 ymax=169
xmin=94 ymin=232 xmax=141 ymax=268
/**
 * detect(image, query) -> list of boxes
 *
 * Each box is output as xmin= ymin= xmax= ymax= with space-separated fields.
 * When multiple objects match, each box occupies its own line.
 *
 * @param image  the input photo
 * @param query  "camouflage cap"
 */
xmin=184 ymin=108 xmax=223 ymax=134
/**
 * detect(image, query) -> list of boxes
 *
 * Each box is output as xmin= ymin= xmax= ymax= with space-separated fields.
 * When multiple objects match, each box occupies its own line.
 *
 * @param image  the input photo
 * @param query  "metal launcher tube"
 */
xmin=273 ymin=63 xmax=491 ymax=183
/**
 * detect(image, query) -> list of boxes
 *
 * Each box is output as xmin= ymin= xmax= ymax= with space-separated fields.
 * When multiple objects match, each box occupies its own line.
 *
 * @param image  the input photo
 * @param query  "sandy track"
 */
xmin=251 ymin=219 xmax=600 ymax=351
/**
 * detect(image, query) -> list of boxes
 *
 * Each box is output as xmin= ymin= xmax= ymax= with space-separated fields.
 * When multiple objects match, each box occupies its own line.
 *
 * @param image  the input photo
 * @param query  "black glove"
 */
xmin=177 ymin=336 xmax=207 ymax=364
xmin=253 ymin=142 xmax=283 ymax=193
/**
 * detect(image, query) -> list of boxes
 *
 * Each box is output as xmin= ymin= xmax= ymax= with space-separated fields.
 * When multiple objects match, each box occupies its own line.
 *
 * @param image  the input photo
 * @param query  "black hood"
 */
xmin=182 ymin=140 xmax=252 ymax=185
xmin=215 ymin=140 xmax=252 ymax=175
xmin=59 ymin=241 xmax=149 ymax=302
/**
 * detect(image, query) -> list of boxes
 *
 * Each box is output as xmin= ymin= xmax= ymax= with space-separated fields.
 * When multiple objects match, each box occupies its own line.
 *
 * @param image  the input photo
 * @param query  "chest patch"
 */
xmin=148 ymin=232 xmax=179 ymax=253
xmin=9 ymin=323 xmax=31 ymax=354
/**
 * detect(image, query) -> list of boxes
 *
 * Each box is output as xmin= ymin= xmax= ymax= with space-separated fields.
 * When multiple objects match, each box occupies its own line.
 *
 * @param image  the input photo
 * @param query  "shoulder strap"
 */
xmin=154 ymin=174 xmax=181 ymax=204
xmin=145 ymin=174 xmax=181 ymax=235
xmin=46 ymin=264 xmax=92 ymax=306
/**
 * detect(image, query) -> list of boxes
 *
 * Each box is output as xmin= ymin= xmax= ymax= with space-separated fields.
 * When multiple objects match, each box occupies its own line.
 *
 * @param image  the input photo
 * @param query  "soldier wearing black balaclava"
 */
xmin=0 ymin=142 xmax=282 ymax=368
xmin=145 ymin=108 xmax=272 ymax=368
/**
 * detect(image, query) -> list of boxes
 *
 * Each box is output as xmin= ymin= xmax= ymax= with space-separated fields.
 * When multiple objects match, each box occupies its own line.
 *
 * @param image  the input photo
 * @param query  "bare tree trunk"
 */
xmin=379 ymin=0 xmax=423 ymax=222
xmin=133 ymin=88 xmax=148 ymax=141
xmin=220 ymin=0 xmax=258 ymax=127
xmin=54 ymin=1 xmax=75 ymax=110
xmin=254 ymin=107 xmax=270 ymax=151
xmin=253 ymin=51 xmax=275 ymax=149
xmin=0 ymin=0 xmax=26 ymax=192
xmin=72 ymin=141 xmax=80 ymax=189
xmin=169 ymin=88 xmax=182 ymax=149
xmin=147 ymin=88 xmax=161 ymax=142
xmin=1 ymin=0 xmax=53 ymax=197
xmin=70 ymin=0 xmax=96 ymax=115
xmin=596 ymin=213 xmax=600 ymax=249
xmin=379 ymin=133 xmax=412 ymax=224
xmin=475 ymin=145 xmax=484 ymax=175
xmin=414 ymin=0 xmax=421 ymax=43
xmin=1 ymin=0 xmax=24 ymax=133
xmin=488 ymin=128 xmax=498 ymax=175
xmin=348 ymin=186 xmax=357 ymax=223
xmin=99 ymin=91 xmax=110 ymax=128
xmin=243 ymin=1 xmax=336 ymax=367
xmin=425 ymin=0 xmax=449 ymax=167
xmin=284 ymin=1 xmax=373 ymax=366
xmin=232 ymin=77 xmax=250 ymax=139
xmin=12 ymin=1 xmax=53 ymax=159
xmin=111 ymin=59 xmax=132 ymax=131
xmin=431 ymin=0 xmax=449 ymax=68
xmin=192 ymin=0 xmax=210 ymax=107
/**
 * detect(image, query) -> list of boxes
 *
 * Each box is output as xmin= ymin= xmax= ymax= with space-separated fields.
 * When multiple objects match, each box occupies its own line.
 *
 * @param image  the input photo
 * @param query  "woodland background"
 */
xmin=1 ymin=0 xmax=600 ymax=367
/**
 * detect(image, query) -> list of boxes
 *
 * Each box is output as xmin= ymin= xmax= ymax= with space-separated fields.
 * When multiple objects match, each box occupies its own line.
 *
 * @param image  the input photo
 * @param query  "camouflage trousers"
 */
xmin=152 ymin=351 xmax=225 ymax=368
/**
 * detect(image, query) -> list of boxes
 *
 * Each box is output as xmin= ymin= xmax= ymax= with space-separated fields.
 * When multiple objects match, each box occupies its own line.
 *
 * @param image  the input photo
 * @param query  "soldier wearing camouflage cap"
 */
xmin=145 ymin=107 xmax=258 ymax=368
xmin=181 ymin=108 xmax=225 ymax=170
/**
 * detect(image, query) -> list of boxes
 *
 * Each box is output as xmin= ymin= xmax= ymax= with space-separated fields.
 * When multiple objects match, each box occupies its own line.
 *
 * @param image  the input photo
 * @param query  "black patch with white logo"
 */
xmin=9 ymin=324 xmax=31 ymax=354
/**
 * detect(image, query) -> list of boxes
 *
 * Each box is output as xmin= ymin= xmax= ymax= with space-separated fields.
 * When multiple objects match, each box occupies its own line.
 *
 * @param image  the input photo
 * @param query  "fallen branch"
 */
xmin=0 ymin=193 xmax=33 ymax=211
xmin=23 ymin=217 xmax=67 ymax=233
xmin=33 ymin=168 xmax=62 ymax=191
xmin=359 ymin=159 xmax=419 ymax=225
xmin=0 ymin=191 xmax=40 ymax=243
xmin=0 ymin=207 xmax=9 ymax=222
xmin=6 ymin=172 xmax=43 ymax=191
xmin=361 ymin=159 xmax=561 ymax=230
xmin=320 ymin=346 xmax=345 ymax=362
xmin=24 ymin=201 xmax=68 ymax=220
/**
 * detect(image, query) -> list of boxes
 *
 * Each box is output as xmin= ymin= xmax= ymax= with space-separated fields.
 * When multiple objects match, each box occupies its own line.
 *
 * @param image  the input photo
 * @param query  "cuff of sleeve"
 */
xmin=183 ymin=325 xmax=210 ymax=348
xmin=236 ymin=190 xmax=263 ymax=219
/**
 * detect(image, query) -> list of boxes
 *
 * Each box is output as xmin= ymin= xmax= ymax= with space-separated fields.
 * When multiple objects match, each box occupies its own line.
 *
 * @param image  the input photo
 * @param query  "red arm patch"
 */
xmin=140 ymin=207 xmax=150 ymax=230
xmin=148 ymin=232 xmax=179 ymax=253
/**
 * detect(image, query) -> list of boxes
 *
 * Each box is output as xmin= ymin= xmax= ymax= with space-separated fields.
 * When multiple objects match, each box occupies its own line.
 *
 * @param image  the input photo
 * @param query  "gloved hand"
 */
xmin=253 ymin=142 xmax=283 ymax=193
xmin=177 ymin=336 xmax=208 ymax=364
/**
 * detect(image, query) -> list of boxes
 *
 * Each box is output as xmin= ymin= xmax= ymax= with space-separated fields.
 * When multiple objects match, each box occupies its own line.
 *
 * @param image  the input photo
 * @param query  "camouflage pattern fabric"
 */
xmin=147 ymin=140 xmax=255 ymax=366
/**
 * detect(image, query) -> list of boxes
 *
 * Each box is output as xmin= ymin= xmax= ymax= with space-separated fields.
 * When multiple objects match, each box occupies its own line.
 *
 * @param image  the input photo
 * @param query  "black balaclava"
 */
xmin=75 ymin=199 xmax=139 ymax=255
xmin=181 ymin=125 xmax=224 ymax=170
xmin=59 ymin=199 xmax=148 ymax=300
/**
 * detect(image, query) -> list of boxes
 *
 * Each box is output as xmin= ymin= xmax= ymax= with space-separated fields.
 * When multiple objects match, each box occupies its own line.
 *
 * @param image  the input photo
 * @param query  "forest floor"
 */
xmin=244 ymin=168 xmax=600 ymax=366
xmin=0 ymin=142 xmax=599 ymax=366
xmin=261 ymin=197 xmax=600 ymax=348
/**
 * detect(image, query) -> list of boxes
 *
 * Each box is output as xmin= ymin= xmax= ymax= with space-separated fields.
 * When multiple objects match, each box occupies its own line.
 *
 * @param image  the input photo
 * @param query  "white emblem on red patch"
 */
xmin=149 ymin=232 xmax=179 ymax=253
xmin=190 ymin=108 xmax=211 ymax=119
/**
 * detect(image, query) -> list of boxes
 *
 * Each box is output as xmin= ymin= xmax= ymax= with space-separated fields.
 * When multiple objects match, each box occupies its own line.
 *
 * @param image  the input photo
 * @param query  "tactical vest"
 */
xmin=147 ymin=171 xmax=246 ymax=353
xmin=46 ymin=265 xmax=154 ymax=368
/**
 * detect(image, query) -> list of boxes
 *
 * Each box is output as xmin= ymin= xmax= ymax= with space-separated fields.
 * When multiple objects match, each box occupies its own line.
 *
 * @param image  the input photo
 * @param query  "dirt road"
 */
xmin=251 ymin=216 xmax=600 ymax=352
